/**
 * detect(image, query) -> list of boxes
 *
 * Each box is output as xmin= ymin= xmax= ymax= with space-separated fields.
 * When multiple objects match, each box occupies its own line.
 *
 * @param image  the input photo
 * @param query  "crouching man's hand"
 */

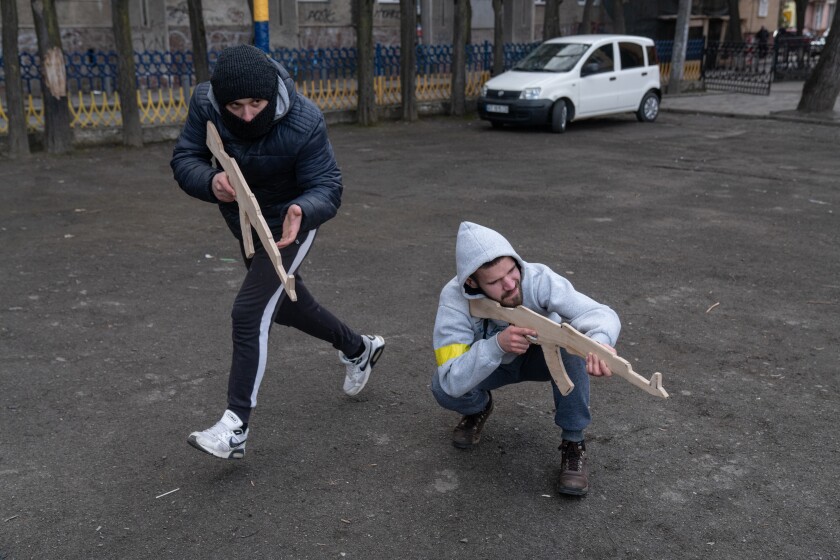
xmin=586 ymin=343 xmax=615 ymax=377
xmin=496 ymin=325 xmax=537 ymax=355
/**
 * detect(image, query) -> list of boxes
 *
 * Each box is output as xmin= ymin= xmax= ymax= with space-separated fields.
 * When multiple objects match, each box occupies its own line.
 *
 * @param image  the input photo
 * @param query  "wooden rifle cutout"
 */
xmin=205 ymin=121 xmax=297 ymax=302
xmin=469 ymin=298 xmax=668 ymax=398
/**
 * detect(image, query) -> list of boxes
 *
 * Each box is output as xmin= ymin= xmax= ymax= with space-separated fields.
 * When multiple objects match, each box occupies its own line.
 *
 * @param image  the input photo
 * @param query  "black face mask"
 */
xmin=220 ymin=98 xmax=277 ymax=140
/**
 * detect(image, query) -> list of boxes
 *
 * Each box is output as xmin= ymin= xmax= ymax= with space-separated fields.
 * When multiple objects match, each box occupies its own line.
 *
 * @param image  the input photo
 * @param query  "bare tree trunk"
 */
xmin=1 ymin=0 xmax=30 ymax=157
xmin=726 ymin=0 xmax=742 ymax=42
xmin=400 ymin=0 xmax=418 ymax=121
xmin=492 ymin=0 xmax=504 ymax=75
xmin=598 ymin=1 xmax=607 ymax=33
xmin=450 ymin=0 xmax=469 ymax=116
xmin=612 ymin=0 xmax=625 ymax=34
xmin=111 ymin=0 xmax=142 ymax=147
xmin=543 ymin=0 xmax=561 ymax=40
xmin=30 ymin=0 xmax=73 ymax=154
xmin=187 ymin=0 xmax=210 ymax=84
xmin=354 ymin=0 xmax=377 ymax=125
xmin=465 ymin=0 xmax=472 ymax=45
xmin=795 ymin=0 xmax=807 ymax=35
xmin=797 ymin=10 xmax=840 ymax=112
xmin=244 ymin=0 xmax=255 ymax=45
xmin=668 ymin=0 xmax=691 ymax=94
xmin=581 ymin=0 xmax=594 ymax=34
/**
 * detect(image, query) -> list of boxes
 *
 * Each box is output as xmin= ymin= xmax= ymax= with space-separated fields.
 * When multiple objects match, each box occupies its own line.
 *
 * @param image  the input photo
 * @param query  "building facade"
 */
xmin=0 ymin=0 xmax=795 ymax=55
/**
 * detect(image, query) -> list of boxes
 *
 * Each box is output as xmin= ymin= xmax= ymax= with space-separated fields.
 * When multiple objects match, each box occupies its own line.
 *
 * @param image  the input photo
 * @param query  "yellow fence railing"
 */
xmin=659 ymin=60 xmax=702 ymax=85
xmin=0 ymin=88 xmax=193 ymax=133
xmin=1 ymin=64 xmax=689 ymax=134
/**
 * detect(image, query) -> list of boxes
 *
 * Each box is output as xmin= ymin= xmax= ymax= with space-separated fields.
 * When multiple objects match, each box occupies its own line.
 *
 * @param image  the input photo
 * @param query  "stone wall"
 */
xmin=0 ymin=0 xmax=546 ymax=54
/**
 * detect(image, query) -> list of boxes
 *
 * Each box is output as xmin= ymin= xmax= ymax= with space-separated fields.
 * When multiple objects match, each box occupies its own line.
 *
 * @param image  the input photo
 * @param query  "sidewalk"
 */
xmin=662 ymin=80 xmax=840 ymax=124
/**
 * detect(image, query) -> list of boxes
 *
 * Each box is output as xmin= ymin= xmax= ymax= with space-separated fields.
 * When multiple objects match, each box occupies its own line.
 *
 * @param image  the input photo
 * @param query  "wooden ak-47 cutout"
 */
xmin=205 ymin=121 xmax=297 ymax=301
xmin=469 ymin=298 xmax=668 ymax=398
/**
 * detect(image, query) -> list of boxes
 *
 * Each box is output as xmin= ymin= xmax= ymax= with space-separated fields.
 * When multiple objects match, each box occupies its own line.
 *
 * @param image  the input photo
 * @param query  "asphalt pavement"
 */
xmin=1 ymin=88 xmax=839 ymax=560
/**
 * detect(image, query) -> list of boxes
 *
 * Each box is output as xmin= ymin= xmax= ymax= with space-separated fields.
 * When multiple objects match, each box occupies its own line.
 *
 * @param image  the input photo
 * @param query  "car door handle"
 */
xmin=642 ymin=71 xmax=648 ymax=76
xmin=610 ymin=77 xmax=617 ymax=81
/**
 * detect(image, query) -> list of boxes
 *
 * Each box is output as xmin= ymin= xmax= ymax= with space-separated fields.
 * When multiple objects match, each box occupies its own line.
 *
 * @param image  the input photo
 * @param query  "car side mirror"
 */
xmin=581 ymin=62 xmax=600 ymax=76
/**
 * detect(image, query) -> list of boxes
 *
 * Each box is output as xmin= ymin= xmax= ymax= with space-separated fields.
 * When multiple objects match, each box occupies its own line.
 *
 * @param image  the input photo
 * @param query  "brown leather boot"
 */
xmin=558 ymin=439 xmax=589 ymax=496
xmin=452 ymin=393 xmax=494 ymax=449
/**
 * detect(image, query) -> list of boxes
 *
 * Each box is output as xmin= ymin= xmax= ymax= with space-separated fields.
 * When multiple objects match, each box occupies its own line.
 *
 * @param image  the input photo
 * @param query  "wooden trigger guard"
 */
xmin=469 ymin=298 xmax=669 ymax=398
xmin=205 ymin=121 xmax=297 ymax=302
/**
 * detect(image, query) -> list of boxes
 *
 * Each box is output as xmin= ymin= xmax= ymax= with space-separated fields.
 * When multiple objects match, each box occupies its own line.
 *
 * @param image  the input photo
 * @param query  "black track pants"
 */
xmin=226 ymin=229 xmax=362 ymax=422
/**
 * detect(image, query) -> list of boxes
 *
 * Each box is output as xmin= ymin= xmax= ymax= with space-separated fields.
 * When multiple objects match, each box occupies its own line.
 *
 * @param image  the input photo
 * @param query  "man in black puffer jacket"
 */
xmin=171 ymin=44 xmax=385 ymax=460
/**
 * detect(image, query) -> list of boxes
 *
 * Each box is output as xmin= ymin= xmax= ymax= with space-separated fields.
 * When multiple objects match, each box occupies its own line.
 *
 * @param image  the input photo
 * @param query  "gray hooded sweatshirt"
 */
xmin=433 ymin=222 xmax=621 ymax=398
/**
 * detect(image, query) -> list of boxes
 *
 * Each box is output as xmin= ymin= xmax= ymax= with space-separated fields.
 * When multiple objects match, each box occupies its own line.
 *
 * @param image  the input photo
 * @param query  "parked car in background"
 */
xmin=477 ymin=34 xmax=662 ymax=133
xmin=811 ymin=28 xmax=830 ymax=55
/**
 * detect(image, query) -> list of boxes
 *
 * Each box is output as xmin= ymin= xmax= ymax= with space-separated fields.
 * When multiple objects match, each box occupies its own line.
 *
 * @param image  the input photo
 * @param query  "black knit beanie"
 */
xmin=211 ymin=45 xmax=278 ymax=107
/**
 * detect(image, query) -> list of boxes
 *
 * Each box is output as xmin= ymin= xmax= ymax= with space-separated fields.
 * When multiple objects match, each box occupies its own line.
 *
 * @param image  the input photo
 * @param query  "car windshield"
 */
xmin=513 ymin=43 xmax=591 ymax=72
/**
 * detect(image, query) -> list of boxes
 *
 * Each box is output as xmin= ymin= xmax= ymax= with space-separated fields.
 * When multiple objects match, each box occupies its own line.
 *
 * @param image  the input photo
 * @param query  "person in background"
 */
xmin=756 ymin=26 xmax=770 ymax=58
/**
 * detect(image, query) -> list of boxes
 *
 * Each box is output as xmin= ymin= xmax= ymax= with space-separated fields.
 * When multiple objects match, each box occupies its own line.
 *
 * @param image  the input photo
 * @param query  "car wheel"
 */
xmin=550 ymin=99 xmax=568 ymax=133
xmin=636 ymin=91 xmax=660 ymax=123
xmin=490 ymin=121 xmax=504 ymax=129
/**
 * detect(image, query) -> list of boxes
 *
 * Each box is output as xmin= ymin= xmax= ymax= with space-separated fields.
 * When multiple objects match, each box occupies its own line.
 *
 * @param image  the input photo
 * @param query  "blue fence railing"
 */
xmin=0 ymin=41 xmax=542 ymax=96
xmin=655 ymin=38 xmax=706 ymax=62
xmin=16 ymin=38 xmax=773 ymax=96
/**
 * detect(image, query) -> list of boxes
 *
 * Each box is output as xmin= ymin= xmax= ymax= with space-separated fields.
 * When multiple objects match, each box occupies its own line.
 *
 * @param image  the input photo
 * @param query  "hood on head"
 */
xmin=208 ymin=56 xmax=294 ymax=123
xmin=455 ymin=222 xmax=524 ymax=297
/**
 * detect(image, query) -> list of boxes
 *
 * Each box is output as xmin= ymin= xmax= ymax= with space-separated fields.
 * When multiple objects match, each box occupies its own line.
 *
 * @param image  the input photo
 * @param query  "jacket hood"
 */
xmin=208 ymin=57 xmax=295 ymax=122
xmin=455 ymin=222 xmax=524 ymax=297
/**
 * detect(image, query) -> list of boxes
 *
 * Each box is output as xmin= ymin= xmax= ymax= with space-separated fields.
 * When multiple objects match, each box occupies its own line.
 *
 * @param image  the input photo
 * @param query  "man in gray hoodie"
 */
xmin=432 ymin=222 xmax=620 ymax=495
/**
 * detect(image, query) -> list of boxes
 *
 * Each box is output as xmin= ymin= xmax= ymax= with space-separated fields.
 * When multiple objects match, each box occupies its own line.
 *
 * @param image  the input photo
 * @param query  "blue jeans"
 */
xmin=431 ymin=345 xmax=590 ymax=442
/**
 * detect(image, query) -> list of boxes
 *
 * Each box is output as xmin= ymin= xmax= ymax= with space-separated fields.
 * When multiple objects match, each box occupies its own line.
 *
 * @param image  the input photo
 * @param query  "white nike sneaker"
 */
xmin=187 ymin=409 xmax=248 ymax=459
xmin=339 ymin=334 xmax=385 ymax=396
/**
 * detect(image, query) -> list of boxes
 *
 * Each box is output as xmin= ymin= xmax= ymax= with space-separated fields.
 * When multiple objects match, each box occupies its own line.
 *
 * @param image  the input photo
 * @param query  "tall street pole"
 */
xmin=254 ymin=0 xmax=269 ymax=52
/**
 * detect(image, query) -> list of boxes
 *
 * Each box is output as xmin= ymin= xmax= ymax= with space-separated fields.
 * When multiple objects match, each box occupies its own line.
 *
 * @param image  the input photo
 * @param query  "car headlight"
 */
xmin=520 ymin=87 xmax=541 ymax=100
xmin=481 ymin=85 xmax=488 ymax=97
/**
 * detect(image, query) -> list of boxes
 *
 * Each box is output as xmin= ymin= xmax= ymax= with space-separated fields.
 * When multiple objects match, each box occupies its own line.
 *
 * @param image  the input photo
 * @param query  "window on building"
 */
xmin=758 ymin=0 xmax=769 ymax=18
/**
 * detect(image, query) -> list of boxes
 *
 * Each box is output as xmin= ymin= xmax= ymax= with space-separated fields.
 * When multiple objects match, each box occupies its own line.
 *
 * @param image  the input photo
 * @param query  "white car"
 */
xmin=811 ymin=28 xmax=830 ymax=55
xmin=478 ymin=34 xmax=662 ymax=132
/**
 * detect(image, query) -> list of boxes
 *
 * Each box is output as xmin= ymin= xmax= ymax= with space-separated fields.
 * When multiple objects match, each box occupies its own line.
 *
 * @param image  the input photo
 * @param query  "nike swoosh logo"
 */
xmin=228 ymin=437 xmax=246 ymax=448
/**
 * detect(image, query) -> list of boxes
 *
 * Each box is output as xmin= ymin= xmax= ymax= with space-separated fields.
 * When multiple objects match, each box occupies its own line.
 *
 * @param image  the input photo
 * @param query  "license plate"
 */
xmin=486 ymin=104 xmax=509 ymax=114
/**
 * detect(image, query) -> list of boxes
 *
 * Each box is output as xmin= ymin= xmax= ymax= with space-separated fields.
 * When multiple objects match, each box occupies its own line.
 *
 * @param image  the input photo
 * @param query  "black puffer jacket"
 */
xmin=170 ymin=60 xmax=342 ymax=243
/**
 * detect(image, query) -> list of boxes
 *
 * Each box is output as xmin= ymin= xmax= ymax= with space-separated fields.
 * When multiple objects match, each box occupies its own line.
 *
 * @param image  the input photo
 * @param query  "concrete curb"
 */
xmin=661 ymin=106 xmax=840 ymax=127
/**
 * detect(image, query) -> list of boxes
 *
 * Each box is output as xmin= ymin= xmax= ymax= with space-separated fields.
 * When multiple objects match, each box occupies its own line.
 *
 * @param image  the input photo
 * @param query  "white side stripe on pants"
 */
xmin=250 ymin=228 xmax=318 ymax=408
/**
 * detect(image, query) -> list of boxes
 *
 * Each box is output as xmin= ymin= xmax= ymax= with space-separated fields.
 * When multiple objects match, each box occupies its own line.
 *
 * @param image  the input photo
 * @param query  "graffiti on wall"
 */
xmin=374 ymin=7 xmax=400 ymax=21
xmin=303 ymin=8 xmax=337 ymax=24
xmin=167 ymin=1 xmax=249 ymax=27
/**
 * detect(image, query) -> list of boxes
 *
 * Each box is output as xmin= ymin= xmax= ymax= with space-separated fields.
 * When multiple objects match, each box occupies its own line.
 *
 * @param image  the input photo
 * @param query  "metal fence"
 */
xmin=655 ymin=38 xmax=706 ymax=85
xmin=701 ymin=38 xmax=821 ymax=95
xmin=7 ymin=36 xmax=816 ymax=133
xmin=768 ymin=36 xmax=820 ymax=80
xmin=0 ymin=41 xmax=544 ymax=132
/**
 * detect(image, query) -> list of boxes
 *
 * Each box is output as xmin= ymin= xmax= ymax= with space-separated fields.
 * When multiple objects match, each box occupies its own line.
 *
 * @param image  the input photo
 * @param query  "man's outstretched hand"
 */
xmin=276 ymin=204 xmax=303 ymax=249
